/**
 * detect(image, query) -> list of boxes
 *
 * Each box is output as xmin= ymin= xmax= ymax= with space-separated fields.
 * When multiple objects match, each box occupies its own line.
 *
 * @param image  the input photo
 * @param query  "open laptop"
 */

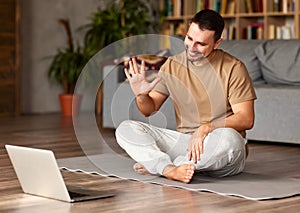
xmin=5 ymin=144 xmax=114 ymax=202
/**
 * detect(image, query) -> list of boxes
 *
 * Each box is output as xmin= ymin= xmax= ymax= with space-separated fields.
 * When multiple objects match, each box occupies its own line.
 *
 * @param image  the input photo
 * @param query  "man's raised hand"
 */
xmin=124 ymin=57 xmax=161 ymax=96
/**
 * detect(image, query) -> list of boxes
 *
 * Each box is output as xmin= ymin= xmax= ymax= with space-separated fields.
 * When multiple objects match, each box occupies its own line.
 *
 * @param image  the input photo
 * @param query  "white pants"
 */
xmin=115 ymin=120 xmax=247 ymax=177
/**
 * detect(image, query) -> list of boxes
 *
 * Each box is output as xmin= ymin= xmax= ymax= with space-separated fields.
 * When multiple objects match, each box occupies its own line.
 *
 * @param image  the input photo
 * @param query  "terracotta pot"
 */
xmin=59 ymin=94 xmax=82 ymax=116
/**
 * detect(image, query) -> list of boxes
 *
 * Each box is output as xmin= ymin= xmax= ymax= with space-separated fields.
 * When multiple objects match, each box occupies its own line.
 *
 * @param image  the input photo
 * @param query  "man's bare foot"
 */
xmin=162 ymin=164 xmax=196 ymax=183
xmin=133 ymin=163 xmax=151 ymax=175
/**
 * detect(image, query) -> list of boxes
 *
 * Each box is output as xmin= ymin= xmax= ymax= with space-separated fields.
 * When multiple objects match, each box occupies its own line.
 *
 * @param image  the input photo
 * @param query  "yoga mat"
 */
xmin=57 ymin=154 xmax=300 ymax=200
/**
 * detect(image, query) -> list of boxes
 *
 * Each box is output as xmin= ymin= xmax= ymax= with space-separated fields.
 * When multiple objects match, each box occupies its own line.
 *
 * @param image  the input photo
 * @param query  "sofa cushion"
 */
xmin=255 ymin=40 xmax=300 ymax=85
xmin=218 ymin=40 xmax=264 ymax=83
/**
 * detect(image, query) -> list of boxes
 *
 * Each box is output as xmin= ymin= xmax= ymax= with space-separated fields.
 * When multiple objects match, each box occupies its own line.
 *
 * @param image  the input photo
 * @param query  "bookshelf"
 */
xmin=160 ymin=0 xmax=300 ymax=40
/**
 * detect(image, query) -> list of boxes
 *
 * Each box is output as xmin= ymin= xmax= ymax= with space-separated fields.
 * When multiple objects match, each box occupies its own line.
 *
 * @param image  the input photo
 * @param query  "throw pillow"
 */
xmin=255 ymin=40 xmax=300 ymax=85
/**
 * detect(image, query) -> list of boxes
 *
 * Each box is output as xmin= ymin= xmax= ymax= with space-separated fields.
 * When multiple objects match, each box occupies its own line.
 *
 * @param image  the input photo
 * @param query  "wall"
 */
xmin=21 ymin=0 xmax=106 ymax=114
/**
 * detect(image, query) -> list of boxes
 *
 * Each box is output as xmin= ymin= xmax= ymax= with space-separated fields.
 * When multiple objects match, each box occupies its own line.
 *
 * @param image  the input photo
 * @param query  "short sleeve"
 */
xmin=228 ymin=61 xmax=257 ymax=105
xmin=152 ymin=59 xmax=171 ymax=96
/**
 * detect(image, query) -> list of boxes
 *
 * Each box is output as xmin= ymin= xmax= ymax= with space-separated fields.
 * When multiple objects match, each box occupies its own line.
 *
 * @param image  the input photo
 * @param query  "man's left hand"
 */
xmin=188 ymin=124 xmax=212 ymax=163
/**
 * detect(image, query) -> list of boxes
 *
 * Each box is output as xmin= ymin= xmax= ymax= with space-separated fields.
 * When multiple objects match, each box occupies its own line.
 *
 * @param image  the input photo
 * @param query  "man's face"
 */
xmin=184 ymin=22 xmax=221 ymax=63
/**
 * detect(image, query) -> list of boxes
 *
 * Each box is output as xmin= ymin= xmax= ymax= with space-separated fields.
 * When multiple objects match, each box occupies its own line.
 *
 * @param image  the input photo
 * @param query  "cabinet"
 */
xmin=160 ymin=0 xmax=300 ymax=40
xmin=0 ymin=0 xmax=21 ymax=116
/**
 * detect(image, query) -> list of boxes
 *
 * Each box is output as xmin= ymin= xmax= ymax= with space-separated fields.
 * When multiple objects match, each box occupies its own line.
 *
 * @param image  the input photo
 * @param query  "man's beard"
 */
xmin=185 ymin=46 xmax=204 ymax=62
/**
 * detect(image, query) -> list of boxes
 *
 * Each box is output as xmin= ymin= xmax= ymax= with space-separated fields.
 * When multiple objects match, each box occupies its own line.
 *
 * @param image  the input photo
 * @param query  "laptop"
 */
xmin=5 ymin=144 xmax=114 ymax=202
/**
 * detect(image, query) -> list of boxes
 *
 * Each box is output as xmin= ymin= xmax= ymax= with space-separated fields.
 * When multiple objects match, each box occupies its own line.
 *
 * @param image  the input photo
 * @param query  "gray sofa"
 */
xmin=102 ymin=40 xmax=300 ymax=144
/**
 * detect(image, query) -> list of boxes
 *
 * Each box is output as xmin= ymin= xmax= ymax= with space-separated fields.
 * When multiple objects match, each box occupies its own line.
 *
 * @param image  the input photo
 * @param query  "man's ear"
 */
xmin=214 ymin=38 xmax=223 ymax=49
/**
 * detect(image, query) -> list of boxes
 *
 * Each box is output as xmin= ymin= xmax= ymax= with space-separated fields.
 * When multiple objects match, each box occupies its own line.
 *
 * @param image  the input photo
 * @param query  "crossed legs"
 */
xmin=115 ymin=120 xmax=246 ymax=183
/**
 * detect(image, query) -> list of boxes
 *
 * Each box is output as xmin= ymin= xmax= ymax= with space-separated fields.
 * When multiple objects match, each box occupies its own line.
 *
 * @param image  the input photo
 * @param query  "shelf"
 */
xmin=164 ymin=16 xmax=185 ymax=21
xmin=160 ymin=0 xmax=300 ymax=40
xmin=238 ymin=13 xmax=264 ymax=18
xmin=222 ymin=14 xmax=237 ymax=18
xmin=266 ymin=12 xmax=295 ymax=16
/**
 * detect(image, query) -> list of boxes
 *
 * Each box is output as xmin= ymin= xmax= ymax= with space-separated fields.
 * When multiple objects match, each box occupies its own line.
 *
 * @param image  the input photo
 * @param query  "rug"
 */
xmin=57 ymin=153 xmax=300 ymax=200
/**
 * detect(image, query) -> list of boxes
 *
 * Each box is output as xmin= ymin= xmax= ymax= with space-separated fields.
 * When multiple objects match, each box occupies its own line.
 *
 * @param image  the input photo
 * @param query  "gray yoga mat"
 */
xmin=57 ymin=154 xmax=300 ymax=200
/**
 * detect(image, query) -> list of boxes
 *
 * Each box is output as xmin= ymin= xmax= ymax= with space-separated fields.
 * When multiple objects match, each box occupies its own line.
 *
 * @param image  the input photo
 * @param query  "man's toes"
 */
xmin=133 ymin=163 xmax=151 ymax=175
xmin=187 ymin=164 xmax=196 ymax=171
xmin=133 ymin=163 xmax=144 ymax=171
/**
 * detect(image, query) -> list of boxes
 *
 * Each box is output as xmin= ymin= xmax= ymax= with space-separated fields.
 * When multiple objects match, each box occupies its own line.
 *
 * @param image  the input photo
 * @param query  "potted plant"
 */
xmin=48 ymin=19 xmax=88 ymax=116
xmin=48 ymin=1 xmax=159 ymax=116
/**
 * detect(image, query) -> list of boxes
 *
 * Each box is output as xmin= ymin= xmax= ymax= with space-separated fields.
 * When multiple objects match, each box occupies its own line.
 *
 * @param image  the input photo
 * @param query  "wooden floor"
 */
xmin=0 ymin=114 xmax=300 ymax=212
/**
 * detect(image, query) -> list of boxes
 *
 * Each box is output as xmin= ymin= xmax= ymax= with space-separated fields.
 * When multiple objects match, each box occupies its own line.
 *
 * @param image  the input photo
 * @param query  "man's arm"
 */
xmin=136 ymin=91 xmax=168 ymax=117
xmin=188 ymin=100 xmax=255 ymax=162
xmin=220 ymin=100 xmax=255 ymax=133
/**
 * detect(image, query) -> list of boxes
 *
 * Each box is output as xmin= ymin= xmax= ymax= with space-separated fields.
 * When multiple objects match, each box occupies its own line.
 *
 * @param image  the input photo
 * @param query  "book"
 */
xmin=256 ymin=27 xmax=264 ymax=39
xmin=213 ymin=0 xmax=221 ymax=13
xmin=228 ymin=25 xmax=236 ymax=40
xmin=226 ymin=0 xmax=235 ymax=14
xmin=282 ymin=0 xmax=288 ymax=13
xmin=253 ymin=0 xmax=263 ymax=12
xmin=173 ymin=0 xmax=183 ymax=16
xmin=222 ymin=25 xmax=235 ymax=40
xmin=245 ymin=0 xmax=253 ymax=13
xmin=268 ymin=24 xmax=276 ymax=39
xmin=282 ymin=26 xmax=292 ymax=39
xmin=220 ymin=0 xmax=227 ymax=14
xmin=273 ymin=0 xmax=280 ymax=12
xmin=246 ymin=22 xmax=264 ymax=39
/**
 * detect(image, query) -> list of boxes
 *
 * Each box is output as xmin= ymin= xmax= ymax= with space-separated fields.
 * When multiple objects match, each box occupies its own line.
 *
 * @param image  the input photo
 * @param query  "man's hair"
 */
xmin=190 ymin=9 xmax=224 ymax=42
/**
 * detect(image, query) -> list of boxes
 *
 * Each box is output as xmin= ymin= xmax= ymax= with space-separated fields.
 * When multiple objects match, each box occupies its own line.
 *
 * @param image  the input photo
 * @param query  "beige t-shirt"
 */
xmin=154 ymin=49 xmax=257 ymax=135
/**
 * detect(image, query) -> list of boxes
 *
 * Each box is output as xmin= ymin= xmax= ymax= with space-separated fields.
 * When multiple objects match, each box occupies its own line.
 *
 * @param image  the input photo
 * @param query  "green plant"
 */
xmin=48 ymin=19 xmax=88 ymax=94
xmin=81 ymin=0 xmax=159 ymax=58
xmin=48 ymin=1 xmax=160 ymax=93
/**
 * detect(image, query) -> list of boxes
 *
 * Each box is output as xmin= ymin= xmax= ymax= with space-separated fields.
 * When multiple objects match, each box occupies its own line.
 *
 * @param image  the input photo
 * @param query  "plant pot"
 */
xmin=59 ymin=94 xmax=82 ymax=116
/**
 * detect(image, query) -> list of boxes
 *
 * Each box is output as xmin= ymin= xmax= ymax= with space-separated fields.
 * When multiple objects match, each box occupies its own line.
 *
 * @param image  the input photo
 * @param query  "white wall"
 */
xmin=21 ymin=0 xmax=105 ymax=114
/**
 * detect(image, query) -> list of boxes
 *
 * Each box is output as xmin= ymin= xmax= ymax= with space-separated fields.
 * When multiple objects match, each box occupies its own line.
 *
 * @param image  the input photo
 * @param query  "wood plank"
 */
xmin=0 ymin=114 xmax=299 ymax=212
xmin=0 ymin=2 xmax=15 ymax=33
xmin=0 ymin=86 xmax=15 ymax=115
xmin=0 ymin=33 xmax=15 ymax=46
xmin=0 ymin=47 xmax=15 ymax=67
xmin=0 ymin=0 xmax=20 ymax=116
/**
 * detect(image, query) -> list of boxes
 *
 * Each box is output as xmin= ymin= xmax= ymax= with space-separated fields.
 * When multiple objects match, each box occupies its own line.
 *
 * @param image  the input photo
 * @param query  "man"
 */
xmin=115 ymin=9 xmax=256 ymax=183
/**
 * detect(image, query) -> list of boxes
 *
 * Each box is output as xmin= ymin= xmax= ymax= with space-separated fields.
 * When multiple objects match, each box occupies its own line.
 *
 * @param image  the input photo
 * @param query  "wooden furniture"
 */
xmin=160 ymin=0 xmax=300 ymax=40
xmin=0 ymin=0 xmax=21 ymax=116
